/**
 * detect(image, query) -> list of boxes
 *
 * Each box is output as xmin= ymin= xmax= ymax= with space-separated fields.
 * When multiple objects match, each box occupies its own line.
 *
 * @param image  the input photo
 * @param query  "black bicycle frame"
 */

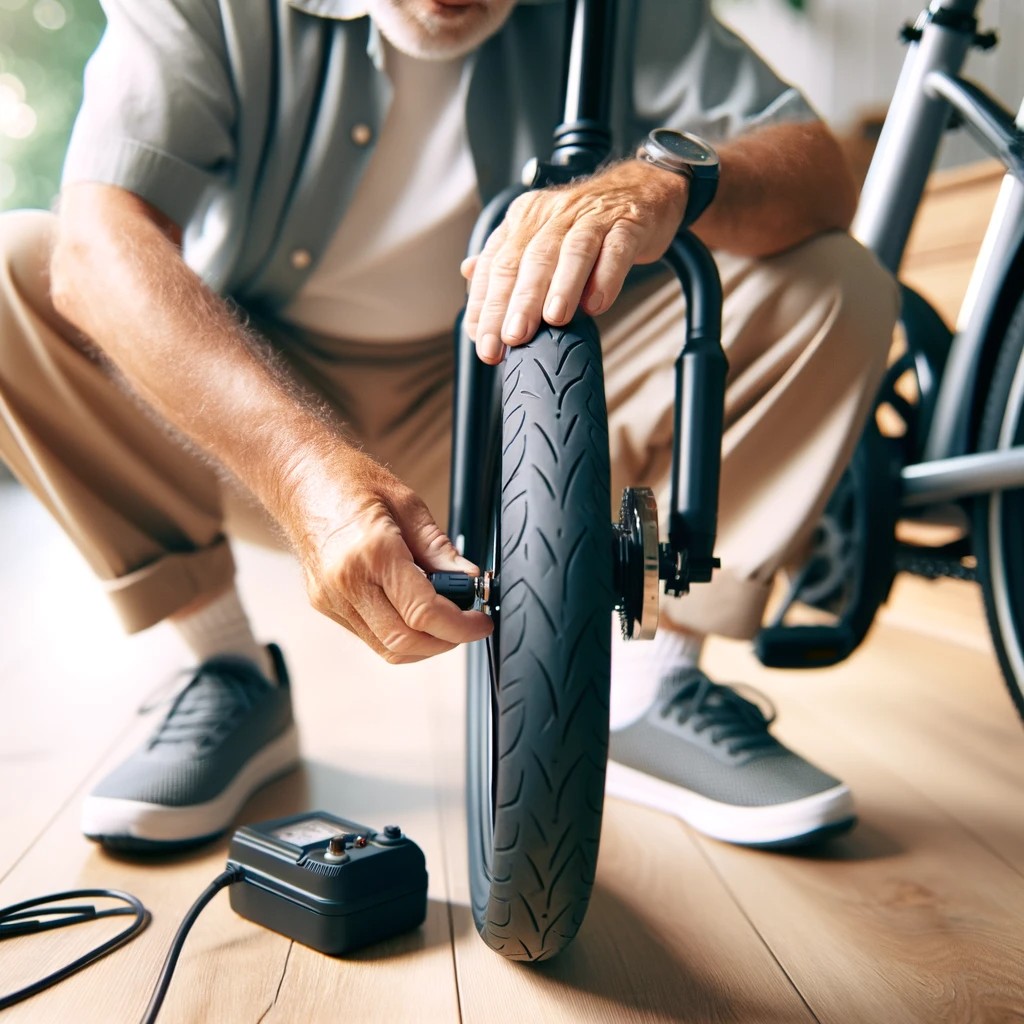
xmin=448 ymin=0 xmax=726 ymax=597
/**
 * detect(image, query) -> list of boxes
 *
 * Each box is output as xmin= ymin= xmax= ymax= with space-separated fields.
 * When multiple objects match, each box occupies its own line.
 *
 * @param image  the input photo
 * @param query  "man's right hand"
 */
xmin=282 ymin=450 xmax=493 ymax=664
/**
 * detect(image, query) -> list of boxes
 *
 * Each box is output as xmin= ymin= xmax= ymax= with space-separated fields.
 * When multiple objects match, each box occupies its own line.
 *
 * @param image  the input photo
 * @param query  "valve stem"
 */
xmin=427 ymin=571 xmax=493 ymax=610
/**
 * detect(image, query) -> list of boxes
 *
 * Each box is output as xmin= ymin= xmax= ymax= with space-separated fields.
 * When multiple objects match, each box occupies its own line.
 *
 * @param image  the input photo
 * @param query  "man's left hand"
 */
xmin=461 ymin=159 xmax=688 ymax=363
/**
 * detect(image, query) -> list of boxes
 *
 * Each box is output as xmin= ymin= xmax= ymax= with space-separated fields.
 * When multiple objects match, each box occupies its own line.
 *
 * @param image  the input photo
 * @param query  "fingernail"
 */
xmin=544 ymin=295 xmax=567 ymax=323
xmin=584 ymin=291 xmax=604 ymax=314
xmin=503 ymin=311 xmax=529 ymax=342
xmin=480 ymin=333 xmax=504 ymax=361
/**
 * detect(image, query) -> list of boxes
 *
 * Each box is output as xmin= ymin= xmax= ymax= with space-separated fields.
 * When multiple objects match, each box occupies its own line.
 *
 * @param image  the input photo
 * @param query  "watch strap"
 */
xmin=679 ymin=166 xmax=718 ymax=229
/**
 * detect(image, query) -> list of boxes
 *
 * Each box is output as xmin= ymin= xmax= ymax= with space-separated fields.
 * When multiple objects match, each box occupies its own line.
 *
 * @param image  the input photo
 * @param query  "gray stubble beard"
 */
xmin=367 ymin=0 xmax=517 ymax=61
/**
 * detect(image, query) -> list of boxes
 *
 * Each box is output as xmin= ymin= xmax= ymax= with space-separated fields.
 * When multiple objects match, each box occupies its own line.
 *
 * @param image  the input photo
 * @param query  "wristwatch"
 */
xmin=636 ymin=129 xmax=720 ymax=229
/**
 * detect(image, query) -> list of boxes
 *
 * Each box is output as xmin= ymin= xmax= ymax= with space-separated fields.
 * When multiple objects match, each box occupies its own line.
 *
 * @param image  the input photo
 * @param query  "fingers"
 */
xmin=497 ymin=225 xmax=595 ymax=348
xmin=548 ymin=223 xmax=634 ymax=319
xmin=317 ymin=601 xmax=429 ymax=665
xmin=464 ymin=221 xmax=512 ymax=364
xmin=381 ymin=495 xmax=493 ymax=646
xmin=391 ymin=492 xmax=480 ymax=576
xmin=313 ymin=559 xmax=489 ymax=663
xmin=579 ymin=222 xmax=643 ymax=316
xmin=381 ymin=559 xmax=492 ymax=646
xmin=461 ymin=168 xmax=660 ymax=364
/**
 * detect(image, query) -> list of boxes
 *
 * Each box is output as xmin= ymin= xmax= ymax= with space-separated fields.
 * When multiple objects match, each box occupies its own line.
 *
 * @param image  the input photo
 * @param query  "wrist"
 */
xmin=630 ymin=157 xmax=690 ymax=226
xmin=272 ymin=436 xmax=401 ymax=551
xmin=635 ymin=129 xmax=719 ymax=229
xmin=260 ymin=420 xmax=356 ymax=525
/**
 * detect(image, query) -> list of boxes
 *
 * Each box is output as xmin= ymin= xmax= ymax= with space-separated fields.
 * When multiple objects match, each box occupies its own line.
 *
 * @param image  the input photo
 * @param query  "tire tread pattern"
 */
xmin=468 ymin=322 xmax=612 ymax=961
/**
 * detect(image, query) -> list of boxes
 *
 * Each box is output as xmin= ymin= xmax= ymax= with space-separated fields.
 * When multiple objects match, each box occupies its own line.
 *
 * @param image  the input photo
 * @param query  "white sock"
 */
xmin=173 ymin=588 xmax=276 ymax=682
xmin=609 ymin=624 xmax=704 ymax=731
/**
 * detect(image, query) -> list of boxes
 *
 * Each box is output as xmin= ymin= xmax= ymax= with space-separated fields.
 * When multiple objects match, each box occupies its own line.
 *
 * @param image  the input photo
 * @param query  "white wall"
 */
xmin=714 ymin=0 xmax=1024 ymax=166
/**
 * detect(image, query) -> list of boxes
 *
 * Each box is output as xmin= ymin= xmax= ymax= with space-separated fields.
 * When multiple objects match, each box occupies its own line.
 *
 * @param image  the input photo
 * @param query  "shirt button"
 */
xmin=290 ymin=249 xmax=312 ymax=270
xmin=351 ymin=123 xmax=373 ymax=146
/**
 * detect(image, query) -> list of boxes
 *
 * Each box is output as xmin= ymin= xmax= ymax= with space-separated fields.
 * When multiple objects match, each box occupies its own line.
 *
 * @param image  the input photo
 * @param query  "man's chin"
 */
xmin=370 ymin=0 xmax=514 ymax=61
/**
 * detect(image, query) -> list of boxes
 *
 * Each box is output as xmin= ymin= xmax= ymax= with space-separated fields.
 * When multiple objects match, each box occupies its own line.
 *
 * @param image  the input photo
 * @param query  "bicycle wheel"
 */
xmin=973 ymin=296 xmax=1024 ymax=722
xmin=466 ymin=320 xmax=613 ymax=961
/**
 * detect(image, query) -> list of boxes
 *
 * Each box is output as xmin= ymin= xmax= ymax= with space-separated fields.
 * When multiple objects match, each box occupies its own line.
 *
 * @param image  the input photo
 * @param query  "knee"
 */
xmin=782 ymin=231 xmax=900 ymax=362
xmin=0 ymin=210 xmax=63 ymax=383
xmin=0 ymin=209 xmax=59 ymax=306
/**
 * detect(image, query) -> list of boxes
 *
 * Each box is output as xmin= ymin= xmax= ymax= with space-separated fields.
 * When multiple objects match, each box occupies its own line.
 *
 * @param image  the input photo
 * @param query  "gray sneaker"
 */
xmin=606 ymin=669 xmax=855 ymax=848
xmin=82 ymin=644 xmax=299 ymax=851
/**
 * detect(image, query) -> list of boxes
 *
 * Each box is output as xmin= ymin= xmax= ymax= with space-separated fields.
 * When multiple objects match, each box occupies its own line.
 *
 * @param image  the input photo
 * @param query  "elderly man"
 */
xmin=0 ymin=0 xmax=897 ymax=852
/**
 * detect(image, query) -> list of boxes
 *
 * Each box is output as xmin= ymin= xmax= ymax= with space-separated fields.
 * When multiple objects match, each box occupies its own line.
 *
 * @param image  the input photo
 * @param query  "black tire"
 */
xmin=466 ymin=321 xmax=613 ymax=961
xmin=974 ymin=296 xmax=1024 ymax=723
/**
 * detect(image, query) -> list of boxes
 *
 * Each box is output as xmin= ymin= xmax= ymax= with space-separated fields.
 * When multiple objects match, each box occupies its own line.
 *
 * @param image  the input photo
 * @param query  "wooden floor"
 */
xmin=2 ymin=163 xmax=1023 ymax=1023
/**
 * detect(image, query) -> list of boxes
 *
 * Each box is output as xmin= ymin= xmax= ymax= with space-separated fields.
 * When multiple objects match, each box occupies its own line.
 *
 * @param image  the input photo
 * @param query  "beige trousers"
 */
xmin=0 ymin=210 xmax=898 ymax=640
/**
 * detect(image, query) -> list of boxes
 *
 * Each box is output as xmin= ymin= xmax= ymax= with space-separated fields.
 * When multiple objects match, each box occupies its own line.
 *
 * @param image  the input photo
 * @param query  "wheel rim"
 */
xmin=987 ymin=347 xmax=1024 ymax=691
xmin=470 ymin=473 xmax=501 ymax=889
xmin=485 ymin=474 xmax=500 ymax=843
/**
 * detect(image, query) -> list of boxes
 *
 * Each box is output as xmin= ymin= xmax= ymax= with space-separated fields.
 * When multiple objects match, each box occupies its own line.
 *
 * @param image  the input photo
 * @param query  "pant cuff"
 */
xmin=658 ymin=568 xmax=771 ymax=641
xmin=104 ymin=539 xmax=237 ymax=634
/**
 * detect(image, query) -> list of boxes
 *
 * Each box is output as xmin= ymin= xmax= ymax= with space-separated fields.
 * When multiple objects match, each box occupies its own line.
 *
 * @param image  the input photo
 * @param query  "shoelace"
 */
xmin=659 ymin=671 xmax=778 ymax=757
xmin=141 ymin=660 xmax=268 ymax=752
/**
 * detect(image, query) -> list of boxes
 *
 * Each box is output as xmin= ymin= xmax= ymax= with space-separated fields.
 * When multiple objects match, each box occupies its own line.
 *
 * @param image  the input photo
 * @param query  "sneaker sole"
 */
xmin=604 ymin=758 xmax=856 ymax=848
xmin=81 ymin=725 xmax=301 ymax=849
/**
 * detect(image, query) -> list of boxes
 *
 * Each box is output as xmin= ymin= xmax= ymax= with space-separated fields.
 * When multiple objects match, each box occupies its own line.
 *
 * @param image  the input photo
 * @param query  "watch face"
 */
xmin=650 ymin=129 xmax=719 ymax=167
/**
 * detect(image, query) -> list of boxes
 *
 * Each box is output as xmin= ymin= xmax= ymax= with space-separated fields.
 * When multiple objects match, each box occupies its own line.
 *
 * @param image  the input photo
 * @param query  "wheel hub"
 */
xmin=613 ymin=487 xmax=660 ymax=640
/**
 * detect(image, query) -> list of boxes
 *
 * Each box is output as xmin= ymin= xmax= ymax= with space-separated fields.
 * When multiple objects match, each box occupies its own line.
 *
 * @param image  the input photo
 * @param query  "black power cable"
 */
xmin=0 ymin=888 xmax=151 ymax=1011
xmin=0 ymin=866 xmax=245 ymax=1022
xmin=139 ymin=866 xmax=243 ymax=1024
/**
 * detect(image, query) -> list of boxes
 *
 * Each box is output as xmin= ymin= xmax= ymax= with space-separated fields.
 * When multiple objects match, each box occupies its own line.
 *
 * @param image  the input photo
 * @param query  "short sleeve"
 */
xmin=632 ymin=0 xmax=818 ymax=143
xmin=61 ymin=0 xmax=237 ymax=228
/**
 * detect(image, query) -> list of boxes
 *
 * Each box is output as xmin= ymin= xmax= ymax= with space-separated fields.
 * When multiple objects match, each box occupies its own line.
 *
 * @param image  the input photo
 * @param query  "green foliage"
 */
xmin=0 ymin=0 xmax=105 ymax=212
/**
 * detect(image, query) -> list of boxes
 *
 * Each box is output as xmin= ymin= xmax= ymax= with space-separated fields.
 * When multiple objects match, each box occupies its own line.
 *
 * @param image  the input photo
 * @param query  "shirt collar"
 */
xmin=287 ymin=0 xmax=385 ymax=66
xmin=286 ymin=0 xmax=368 ymax=21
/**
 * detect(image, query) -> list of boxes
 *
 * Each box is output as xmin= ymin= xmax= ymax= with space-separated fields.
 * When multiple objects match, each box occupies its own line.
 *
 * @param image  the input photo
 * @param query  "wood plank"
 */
xmin=696 ymin=628 xmax=1024 ymax=1024
xmin=430 ymin=663 xmax=818 ymax=1024
xmin=810 ymin=577 xmax=1024 ymax=875
xmin=918 ymin=160 xmax=1007 ymax=195
xmin=878 ymin=575 xmax=992 ymax=656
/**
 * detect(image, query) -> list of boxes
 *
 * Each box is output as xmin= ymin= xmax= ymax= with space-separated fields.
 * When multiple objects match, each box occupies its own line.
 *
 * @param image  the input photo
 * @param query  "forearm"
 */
xmin=693 ymin=120 xmax=858 ymax=257
xmin=50 ymin=184 xmax=348 ymax=529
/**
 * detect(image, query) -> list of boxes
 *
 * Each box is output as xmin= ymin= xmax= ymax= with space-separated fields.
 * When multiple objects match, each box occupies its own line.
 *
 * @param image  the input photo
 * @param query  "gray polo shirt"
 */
xmin=62 ymin=0 xmax=815 ymax=311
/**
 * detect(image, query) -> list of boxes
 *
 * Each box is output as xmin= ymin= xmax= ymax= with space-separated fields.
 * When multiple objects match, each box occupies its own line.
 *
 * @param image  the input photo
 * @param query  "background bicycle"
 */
xmin=756 ymin=0 xmax=1024 ymax=726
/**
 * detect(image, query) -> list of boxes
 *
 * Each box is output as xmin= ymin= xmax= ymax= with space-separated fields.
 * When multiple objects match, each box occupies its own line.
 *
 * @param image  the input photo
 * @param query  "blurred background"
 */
xmin=0 ymin=0 xmax=102 ymax=211
xmin=0 ymin=0 xmax=1022 ymax=215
